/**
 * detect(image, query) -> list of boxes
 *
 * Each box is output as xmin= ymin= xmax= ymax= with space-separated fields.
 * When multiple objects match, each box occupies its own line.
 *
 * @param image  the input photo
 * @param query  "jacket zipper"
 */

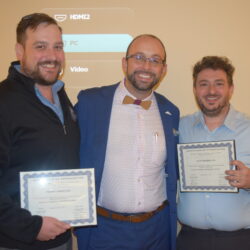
xmin=63 ymin=124 xmax=67 ymax=135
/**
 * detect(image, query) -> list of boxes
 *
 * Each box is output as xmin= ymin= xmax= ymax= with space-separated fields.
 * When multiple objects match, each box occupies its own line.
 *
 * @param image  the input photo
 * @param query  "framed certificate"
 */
xmin=177 ymin=140 xmax=238 ymax=192
xmin=20 ymin=169 xmax=97 ymax=227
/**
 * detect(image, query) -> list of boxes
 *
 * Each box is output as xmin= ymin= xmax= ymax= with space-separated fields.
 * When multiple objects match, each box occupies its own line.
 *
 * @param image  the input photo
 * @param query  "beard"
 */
xmin=126 ymin=70 xmax=160 ymax=92
xmin=195 ymin=94 xmax=230 ymax=117
xmin=22 ymin=60 xmax=62 ymax=86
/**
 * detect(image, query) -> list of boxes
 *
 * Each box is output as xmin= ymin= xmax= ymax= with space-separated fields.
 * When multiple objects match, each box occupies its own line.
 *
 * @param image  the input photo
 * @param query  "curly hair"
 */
xmin=193 ymin=56 xmax=235 ymax=86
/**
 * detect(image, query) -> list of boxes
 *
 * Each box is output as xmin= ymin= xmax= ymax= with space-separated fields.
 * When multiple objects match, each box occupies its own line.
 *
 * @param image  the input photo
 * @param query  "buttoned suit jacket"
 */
xmin=75 ymin=83 xmax=180 ymax=250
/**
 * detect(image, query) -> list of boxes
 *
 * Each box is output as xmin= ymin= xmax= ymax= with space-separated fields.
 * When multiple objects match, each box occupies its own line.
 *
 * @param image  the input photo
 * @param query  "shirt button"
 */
xmin=206 ymin=194 xmax=210 ymax=198
xmin=138 ymin=202 xmax=141 ymax=206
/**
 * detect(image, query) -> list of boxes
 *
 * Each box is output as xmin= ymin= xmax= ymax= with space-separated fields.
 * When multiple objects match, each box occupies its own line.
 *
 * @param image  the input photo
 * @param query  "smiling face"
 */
xmin=194 ymin=68 xmax=234 ymax=118
xmin=122 ymin=36 xmax=167 ymax=99
xmin=15 ymin=23 xmax=65 ymax=86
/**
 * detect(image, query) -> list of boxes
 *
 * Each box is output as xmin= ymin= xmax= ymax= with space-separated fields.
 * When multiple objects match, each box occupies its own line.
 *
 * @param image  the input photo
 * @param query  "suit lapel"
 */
xmin=94 ymin=84 xmax=119 ymax=180
xmin=155 ymin=94 xmax=175 ymax=174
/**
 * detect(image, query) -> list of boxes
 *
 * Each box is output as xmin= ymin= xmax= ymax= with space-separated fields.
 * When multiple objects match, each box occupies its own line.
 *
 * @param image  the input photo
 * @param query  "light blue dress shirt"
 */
xmin=178 ymin=106 xmax=250 ymax=231
xmin=34 ymin=81 xmax=64 ymax=124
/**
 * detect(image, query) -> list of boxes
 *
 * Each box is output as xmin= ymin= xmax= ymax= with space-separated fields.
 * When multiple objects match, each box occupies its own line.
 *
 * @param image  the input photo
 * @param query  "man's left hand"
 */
xmin=225 ymin=160 xmax=250 ymax=188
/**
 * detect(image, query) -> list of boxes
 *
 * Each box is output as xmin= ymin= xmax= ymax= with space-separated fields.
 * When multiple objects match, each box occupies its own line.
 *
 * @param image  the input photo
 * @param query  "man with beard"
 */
xmin=75 ymin=34 xmax=179 ymax=250
xmin=177 ymin=56 xmax=250 ymax=250
xmin=0 ymin=13 xmax=79 ymax=250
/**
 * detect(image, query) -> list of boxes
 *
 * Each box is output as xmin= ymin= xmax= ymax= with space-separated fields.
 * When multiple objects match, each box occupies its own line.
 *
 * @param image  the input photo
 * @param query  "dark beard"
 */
xmin=32 ymin=72 xmax=60 ymax=86
xmin=127 ymin=70 xmax=159 ymax=92
xmin=195 ymin=95 xmax=230 ymax=117
xmin=23 ymin=60 xmax=61 ymax=86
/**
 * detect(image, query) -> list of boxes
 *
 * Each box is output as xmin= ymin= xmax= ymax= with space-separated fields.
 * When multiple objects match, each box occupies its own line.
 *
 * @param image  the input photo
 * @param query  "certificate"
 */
xmin=20 ymin=169 xmax=97 ymax=227
xmin=177 ymin=140 xmax=238 ymax=192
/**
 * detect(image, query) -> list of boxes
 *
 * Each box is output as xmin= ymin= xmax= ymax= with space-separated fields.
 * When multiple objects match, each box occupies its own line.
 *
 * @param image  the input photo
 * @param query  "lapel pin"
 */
xmin=165 ymin=111 xmax=172 ymax=115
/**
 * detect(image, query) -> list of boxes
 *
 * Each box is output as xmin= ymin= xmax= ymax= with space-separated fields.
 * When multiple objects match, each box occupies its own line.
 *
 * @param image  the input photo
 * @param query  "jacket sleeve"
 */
xmin=0 ymin=105 xmax=42 ymax=243
xmin=0 ymin=192 xmax=42 ymax=243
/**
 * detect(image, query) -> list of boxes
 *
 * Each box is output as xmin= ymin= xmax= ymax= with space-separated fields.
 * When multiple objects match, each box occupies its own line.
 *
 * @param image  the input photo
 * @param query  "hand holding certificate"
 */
xmin=177 ymin=140 xmax=238 ymax=192
xmin=20 ymin=169 xmax=97 ymax=227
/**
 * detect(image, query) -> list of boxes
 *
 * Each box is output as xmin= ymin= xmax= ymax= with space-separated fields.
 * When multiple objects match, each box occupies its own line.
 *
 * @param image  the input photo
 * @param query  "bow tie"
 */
xmin=122 ymin=95 xmax=152 ymax=110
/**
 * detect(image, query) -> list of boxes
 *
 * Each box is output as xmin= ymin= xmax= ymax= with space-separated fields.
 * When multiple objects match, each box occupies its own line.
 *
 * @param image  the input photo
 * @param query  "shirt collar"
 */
xmin=193 ymin=105 xmax=236 ymax=132
xmin=223 ymin=105 xmax=239 ymax=131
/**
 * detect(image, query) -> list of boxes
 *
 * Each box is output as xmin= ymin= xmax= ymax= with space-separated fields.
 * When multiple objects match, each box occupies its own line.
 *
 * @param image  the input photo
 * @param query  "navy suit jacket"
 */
xmin=75 ymin=83 xmax=179 ymax=250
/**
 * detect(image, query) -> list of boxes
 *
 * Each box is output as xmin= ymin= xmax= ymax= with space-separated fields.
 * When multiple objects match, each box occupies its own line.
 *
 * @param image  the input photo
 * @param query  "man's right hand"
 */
xmin=37 ymin=216 xmax=71 ymax=241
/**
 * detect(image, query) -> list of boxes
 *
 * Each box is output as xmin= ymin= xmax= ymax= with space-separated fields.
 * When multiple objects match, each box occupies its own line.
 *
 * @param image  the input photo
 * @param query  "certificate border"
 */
xmin=20 ymin=169 xmax=96 ymax=226
xmin=178 ymin=140 xmax=237 ymax=192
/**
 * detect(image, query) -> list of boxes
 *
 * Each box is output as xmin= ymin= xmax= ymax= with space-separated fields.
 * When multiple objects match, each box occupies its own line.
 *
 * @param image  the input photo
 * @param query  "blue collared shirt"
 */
xmin=14 ymin=65 xmax=64 ymax=124
xmin=34 ymin=82 xmax=64 ymax=124
xmin=177 ymin=106 xmax=250 ymax=231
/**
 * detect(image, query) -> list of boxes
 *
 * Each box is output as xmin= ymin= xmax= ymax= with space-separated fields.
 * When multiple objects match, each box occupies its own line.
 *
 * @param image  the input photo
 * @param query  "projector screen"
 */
xmin=1 ymin=0 xmax=250 ymax=115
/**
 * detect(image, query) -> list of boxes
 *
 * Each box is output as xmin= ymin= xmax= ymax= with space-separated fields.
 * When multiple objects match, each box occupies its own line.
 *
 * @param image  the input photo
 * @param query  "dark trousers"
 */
xmin=88 ymin=206 xmax=170 ymax=250
xmin=177 ymin=224 xmax=250 ymax=250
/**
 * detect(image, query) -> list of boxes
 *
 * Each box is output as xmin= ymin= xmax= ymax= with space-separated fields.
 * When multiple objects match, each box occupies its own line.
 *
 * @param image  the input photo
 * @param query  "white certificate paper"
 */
xmin=20 ymin=169 xmax=97 ymax=227
xmin=177 ymin=140 xmax=238 ymax=192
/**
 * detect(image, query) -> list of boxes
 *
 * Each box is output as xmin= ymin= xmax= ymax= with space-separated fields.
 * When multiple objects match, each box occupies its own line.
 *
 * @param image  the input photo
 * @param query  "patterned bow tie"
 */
xmin=122 ymin=95 xmax=152 ymax=110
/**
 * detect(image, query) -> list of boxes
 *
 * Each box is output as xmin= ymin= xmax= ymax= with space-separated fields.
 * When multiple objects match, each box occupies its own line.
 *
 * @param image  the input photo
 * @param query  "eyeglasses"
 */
xmin=126 ymin=54 xmax=165 ymax=66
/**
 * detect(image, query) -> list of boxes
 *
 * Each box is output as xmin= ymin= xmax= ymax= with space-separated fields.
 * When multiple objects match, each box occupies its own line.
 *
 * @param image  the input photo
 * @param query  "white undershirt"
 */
xmin=97 ymin=81 xmax=167 ymax=213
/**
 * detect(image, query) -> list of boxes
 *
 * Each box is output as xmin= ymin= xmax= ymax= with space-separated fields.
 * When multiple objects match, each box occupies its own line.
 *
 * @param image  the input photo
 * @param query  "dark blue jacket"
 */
xmin=75 ymin=83 xmax=179 ymax=250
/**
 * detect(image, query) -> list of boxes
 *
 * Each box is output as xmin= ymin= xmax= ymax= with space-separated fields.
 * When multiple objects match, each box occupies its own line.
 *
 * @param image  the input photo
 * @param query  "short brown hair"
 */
xmin=16 ymin=13 xmax=62 ymax=45
xmin=193 ymin=56 xmax=235 ymax=86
